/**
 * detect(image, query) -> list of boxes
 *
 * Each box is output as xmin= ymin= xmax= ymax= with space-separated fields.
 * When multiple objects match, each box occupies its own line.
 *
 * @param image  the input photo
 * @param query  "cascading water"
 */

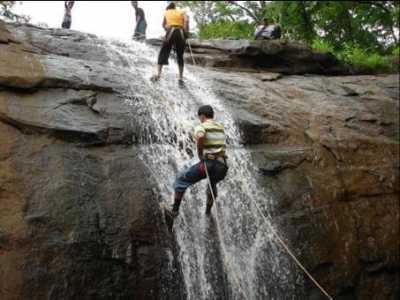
xmin=104 ymin=39 xmax=303 ymax=299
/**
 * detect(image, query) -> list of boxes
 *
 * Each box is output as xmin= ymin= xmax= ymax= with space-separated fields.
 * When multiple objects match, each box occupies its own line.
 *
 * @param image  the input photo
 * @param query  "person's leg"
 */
xmin=142 ymin=23 xmax=147 ymax=40
xmin=204 ymin=160 xmax=228 ymax=214
xmin=65 ymin=15 xmax=72 ymax=29
xmin=174 ymin=30 xmax=186 ymax=80
xmin=62 ymin=17 xmax=71 ymax=29
xmin=153 ymin=36 xmax=172 ymax=81
xmin=136 ymin=21 xmax=146 ymax=41
xmin=154 ymin=64 xmax=163 ymax=80
xmin=171 ymin=161 xmax=206 ymax=216
xmin=178 ymin=65 xmax=184 ymax=81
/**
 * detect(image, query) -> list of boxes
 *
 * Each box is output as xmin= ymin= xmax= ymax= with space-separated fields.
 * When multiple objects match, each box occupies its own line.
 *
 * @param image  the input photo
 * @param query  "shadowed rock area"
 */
xmin=1 ymin=20 xmax=399 ymax=300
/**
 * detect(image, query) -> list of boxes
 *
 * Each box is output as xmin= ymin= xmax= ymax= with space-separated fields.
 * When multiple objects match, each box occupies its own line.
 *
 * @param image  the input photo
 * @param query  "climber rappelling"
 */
xmin=164 ymin=105 xmax=229 ymax=232
xmin=150 ymin=2 xmax=189 ymax=86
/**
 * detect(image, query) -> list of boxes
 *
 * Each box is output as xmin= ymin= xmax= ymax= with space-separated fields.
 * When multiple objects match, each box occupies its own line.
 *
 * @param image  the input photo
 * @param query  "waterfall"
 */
xmin=104 ymin=39 xmax=302 ymax=299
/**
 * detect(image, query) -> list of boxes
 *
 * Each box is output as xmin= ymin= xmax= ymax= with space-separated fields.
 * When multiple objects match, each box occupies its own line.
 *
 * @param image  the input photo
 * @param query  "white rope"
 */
xmin=203 ymin=162 xmax=334 ymax=300
xmin=187 ymin=36 xmax=331 ymax=300
xmin=203 ymin=162 xmax=248 ymax=300
xmin=187 ymin=39 xmax=197 ymax=65
xmin=251 ymin=201 xmax=333 ymax=300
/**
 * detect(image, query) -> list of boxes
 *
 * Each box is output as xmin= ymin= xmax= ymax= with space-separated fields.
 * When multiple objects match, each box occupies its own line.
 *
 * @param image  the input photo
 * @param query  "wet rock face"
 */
xmin=199 ymin=70 xmax=399 ymax=299
xmin=0 ymin=22 xmax=182 ymax=300
xmin=1 ymin=20 xmax=399 ymax=300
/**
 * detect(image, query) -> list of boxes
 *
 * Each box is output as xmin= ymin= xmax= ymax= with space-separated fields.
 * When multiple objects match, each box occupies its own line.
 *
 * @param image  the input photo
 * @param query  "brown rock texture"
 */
xmin=200 ymin=70 xmax=399 ymax=299
xmin=0 ymin=21 xmax=183 ymax=300
xmin=0 ymin=20 xmax=399 ymax=300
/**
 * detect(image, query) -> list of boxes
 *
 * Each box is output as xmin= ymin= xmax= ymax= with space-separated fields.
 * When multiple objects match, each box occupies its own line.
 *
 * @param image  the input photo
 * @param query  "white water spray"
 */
xmin=104 ymin=39 xmax=300 ymax=299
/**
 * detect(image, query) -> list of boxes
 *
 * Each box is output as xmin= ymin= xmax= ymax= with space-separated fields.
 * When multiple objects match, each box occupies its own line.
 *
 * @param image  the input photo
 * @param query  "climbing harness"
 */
xmin=166 ymin=27 xmax=185 ymax=43
xmin=203 ymin=163 xmax=334 ymax=300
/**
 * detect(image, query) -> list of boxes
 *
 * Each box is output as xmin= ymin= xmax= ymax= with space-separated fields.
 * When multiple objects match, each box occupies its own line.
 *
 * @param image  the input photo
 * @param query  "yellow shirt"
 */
xmin=164 ymin=9 xmax=185 ymax=28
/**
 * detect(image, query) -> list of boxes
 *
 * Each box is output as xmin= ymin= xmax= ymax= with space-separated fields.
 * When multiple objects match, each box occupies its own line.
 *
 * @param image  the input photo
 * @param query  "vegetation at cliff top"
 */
xmin=1 ymin=1 xmax=398 ymax=72
xmin=176 ymin=1 xmax=399 ymax=73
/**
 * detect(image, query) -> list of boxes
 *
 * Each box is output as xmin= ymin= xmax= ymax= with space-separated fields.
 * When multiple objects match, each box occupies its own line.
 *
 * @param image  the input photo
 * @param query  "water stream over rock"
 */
xmin=1 ymin=21 xmax=398 ymax=300
xmin=106 ymin=40 xmax=302 ymax=299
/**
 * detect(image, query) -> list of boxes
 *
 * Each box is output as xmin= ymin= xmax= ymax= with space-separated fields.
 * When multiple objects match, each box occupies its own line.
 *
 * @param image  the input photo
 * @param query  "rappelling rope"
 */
xmin=187 ymin=39 xmax=197 ymax=65
xmin=161 ymin=34 xmax=331 ymax=299
xmin=203 ymin=162 xmax=334 ymax=300
xmin=203 ymin=162 xmax=248 ymax=300
xmin=251 ymin=200 xmax=334 ymax=300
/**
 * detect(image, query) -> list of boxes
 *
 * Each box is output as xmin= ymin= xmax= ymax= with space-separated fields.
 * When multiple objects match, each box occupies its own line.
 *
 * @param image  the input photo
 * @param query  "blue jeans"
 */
xmin=174 ymin=160 xmax=228 ymax=197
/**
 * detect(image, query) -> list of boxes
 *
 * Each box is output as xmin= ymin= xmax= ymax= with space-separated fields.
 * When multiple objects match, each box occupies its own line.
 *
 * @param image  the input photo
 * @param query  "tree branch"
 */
xmin=228 ymin=1 xmax=259 ymax=22
xmin=358 ymin=1 xmax=398 ymax=44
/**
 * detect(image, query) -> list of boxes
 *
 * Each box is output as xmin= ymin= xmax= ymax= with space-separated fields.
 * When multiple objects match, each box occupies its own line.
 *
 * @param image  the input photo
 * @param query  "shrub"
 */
xmin=338 ymin=44 xmax=391 ymax=72
xmin=392 ymin=46 xmax=400 ymax=57
xmin=390 ymin=46 xmax=400 ymax=72
xmin=199 ymin=20 xmax=255 ymax=40
xmin=312 ymin=38 xmax=335 ymax=54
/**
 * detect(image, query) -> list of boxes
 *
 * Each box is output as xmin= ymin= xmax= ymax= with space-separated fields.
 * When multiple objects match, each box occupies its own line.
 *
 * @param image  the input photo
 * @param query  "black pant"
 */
xmin=62 ymin=15 xmax=71 ymax=29
xmin=174 ymin=160 xmax=228 ymax=198
xmin=158 ymin=28 xmax=186 ymax=67
xmin=206 ymin=160 xmax=229 ymax=198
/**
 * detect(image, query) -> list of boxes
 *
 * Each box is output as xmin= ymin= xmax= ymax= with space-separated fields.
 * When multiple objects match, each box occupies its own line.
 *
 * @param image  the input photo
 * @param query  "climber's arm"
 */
xmin=195 ymin=131 xmax=205 ymax=160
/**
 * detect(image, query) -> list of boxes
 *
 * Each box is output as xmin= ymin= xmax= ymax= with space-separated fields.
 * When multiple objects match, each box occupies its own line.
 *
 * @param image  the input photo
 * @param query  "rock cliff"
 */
xmin=1 ymin=21 xmax=399 ymax=299
xmin=0 ymin=22 xmax=183 ymax=299
xmin=198 ymin=69 xmax=399 ymax=299
xmin=147 ymin=38 xmax=350 ymax=75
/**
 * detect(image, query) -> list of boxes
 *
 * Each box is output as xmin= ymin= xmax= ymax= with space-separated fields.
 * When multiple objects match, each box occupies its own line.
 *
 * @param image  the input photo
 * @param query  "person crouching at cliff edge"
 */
xmin=165 ymin=105 xmax=229 ymax=232
xmin=150 ymin=2 xmax=189 ymax=85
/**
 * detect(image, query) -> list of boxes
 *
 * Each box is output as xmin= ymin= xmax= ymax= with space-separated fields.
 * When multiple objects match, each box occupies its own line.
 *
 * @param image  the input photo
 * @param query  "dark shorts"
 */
xmin=158 ymin=28 xmax=186 ymax=66
xmin=62 ymin=16 xmax=71 ymax=29
xmin=174 ymin=160 xmax=228 ymax=196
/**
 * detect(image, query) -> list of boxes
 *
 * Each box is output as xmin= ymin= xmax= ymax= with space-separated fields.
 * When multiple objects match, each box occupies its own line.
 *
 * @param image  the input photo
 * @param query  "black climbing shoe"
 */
xmin=150 ymin=75 xmax=160 ymax=82
xmin=178 ymin=78 xmax=185 ymax=88
xmin=165 ymin=208 xmax=178 ymax=232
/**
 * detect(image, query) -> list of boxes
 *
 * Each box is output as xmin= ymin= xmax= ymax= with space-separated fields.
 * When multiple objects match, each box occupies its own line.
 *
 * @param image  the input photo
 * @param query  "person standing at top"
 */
xmin=131 ymin=1 xmax=147 ymax=41
xmin=61 ymin=1 xmax=75 ymax=29
xmin=150 ymin=2 xmax=189 ymax=85
xmin=164 ymin=105 xmax=229 ymax=232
